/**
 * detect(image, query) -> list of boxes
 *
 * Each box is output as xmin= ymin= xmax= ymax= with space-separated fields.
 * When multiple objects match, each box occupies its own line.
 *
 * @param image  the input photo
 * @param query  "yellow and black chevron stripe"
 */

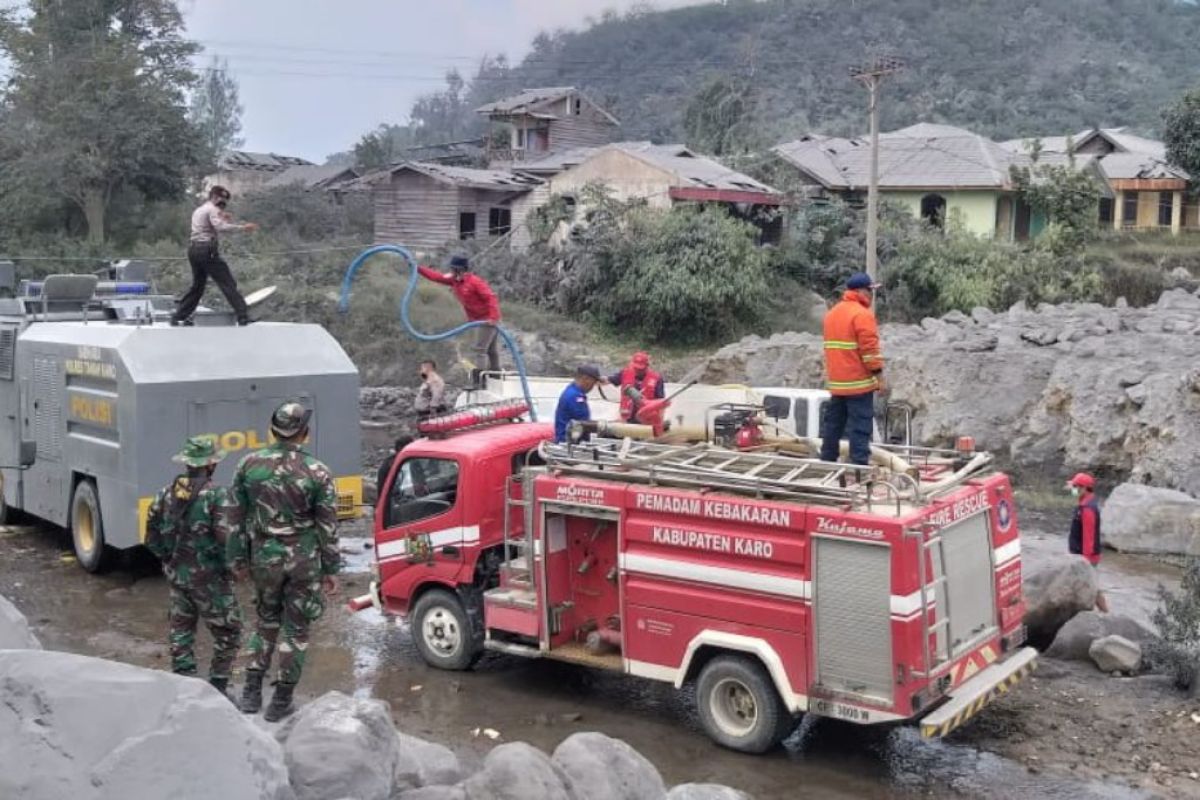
xmin=921 ymin=657 xmax=1038 ymax=738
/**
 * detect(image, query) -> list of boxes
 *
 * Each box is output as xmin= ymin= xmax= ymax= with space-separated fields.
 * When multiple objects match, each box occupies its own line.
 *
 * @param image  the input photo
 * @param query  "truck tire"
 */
xmin=695 ymin=654 xmax=793 ymax=753
xmin=0 ymin=476 xmax=8 ymax=525
xmin=411 ymin=588 xmax=478 ymax=671
xmin=71 ymin=479 xmax=112 ymax=573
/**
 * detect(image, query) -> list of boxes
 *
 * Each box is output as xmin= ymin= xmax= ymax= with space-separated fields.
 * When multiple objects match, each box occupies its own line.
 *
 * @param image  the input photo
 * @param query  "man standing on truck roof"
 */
xmin=417 ymin=256 xmax=502 ymax=385
xmin=605 ymin=351 xmax=665 ymax=425
xmin=555 ymin=365 xmax=601 ymax=443
xmin=1068 ymin=472 xmax=1109 ymax=613
xmin=145 ymin=436 xmax=242 ymax=703
xmin=821 ymin=272 xmax=885 ymax=466
xmin=415 ymin=359 xmax=448 ymax=420
xmin=229 ymin=401 xmax=341 ymax=722
xmin=172 ymin=185 xmax=259 ymax=327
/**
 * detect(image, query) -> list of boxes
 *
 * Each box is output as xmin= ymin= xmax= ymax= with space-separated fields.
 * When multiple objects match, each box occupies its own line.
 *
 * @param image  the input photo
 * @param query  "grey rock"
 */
xmin=1104 ymin=483 xmax=1200 ymax=557
xmin=0 ymin=650 xmax=292 ymax=800
xmin=1021 ymin=328 xmax=1060 ymax=346
xmin=463 ymin=742 xmax=576 ymax=800
xmin=399 ymin=788 xmax=469 ymax=800
xmin=943 ymin=309 xmax=970 ymax=325
xmin=666 ymin=784 xmax=752 ymax=800
xmin=395 ymin=731 xmax=463 ymax=790
xmin=552 ymin=732 xmax=667 ymax=800
xmin=971 ymin=306 xmax=995 ymax=324
xmin=1124 ymin=384 xmax=1148 ymax=406
xmin=1045 ymin=611 xmax=1154 ymax=661
xmin=1090 ymin=635 xmax=1143 ymax=673
xmin=1022 ymin=552 xmax=1099 ymax=647
xmin=0 ymin=593 xmax=41 ymax=650
xmin=282 ymin=691 xmax=401 ymax=800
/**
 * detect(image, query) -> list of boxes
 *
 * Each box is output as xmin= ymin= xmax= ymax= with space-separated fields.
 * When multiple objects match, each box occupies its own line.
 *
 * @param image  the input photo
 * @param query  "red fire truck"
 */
xmin=363 ymin=404 xmax=1036 ymax=753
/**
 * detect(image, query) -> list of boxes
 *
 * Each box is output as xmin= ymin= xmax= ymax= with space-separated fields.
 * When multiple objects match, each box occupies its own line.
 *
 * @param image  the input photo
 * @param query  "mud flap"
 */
xmin=919 ymin=646 xmax=1038 ymax=738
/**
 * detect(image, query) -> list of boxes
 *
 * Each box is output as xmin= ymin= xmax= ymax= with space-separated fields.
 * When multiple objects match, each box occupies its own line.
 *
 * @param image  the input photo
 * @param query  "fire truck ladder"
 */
xmin=539 ymin=440 xmax=911 ymax=511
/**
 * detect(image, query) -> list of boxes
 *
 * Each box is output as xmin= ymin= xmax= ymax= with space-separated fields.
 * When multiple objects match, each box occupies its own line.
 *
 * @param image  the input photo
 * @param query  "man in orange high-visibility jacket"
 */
xmin=821 ymin=272 xmax=884 ymax=466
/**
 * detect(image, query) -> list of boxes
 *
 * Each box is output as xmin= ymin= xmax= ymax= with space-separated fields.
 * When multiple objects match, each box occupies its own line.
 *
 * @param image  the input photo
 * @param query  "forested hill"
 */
xmin=485 ymin=0 xmax=1200 ymax=145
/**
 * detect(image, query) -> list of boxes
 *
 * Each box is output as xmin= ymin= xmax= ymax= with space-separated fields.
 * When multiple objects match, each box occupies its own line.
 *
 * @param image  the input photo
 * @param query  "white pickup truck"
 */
xmin=456 ymin=374 xmax=912 ymax=444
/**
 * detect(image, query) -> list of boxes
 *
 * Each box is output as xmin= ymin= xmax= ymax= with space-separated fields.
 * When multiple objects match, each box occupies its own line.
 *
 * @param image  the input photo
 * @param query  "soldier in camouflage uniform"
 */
xmin=229 ymin=401 xmax=340 ymax=722
xmin=145 ymin=436 xmax=242 ymax=700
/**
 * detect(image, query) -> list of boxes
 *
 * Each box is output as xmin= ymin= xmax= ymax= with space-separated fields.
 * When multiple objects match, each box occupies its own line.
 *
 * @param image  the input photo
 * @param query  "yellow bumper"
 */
xmin=919 ymin=646 xmax=1038 ymax=738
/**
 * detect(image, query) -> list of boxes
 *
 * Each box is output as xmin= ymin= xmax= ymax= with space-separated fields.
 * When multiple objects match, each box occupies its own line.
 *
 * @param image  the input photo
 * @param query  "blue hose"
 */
xmin=338 ymin=244 xmax=539 ymax=421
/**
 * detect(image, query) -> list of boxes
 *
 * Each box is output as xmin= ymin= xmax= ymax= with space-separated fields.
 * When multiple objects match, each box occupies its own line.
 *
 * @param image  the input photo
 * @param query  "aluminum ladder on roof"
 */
xmin=539 ymin=439 xmax=905 ymax=510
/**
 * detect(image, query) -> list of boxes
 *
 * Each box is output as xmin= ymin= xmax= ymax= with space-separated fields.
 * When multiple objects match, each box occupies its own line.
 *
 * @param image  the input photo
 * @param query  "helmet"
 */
xmin=631 ymin=351 xmax=650 ymax=370
xmin=1068 ymin=472 xmax=1095 ymax=490
xmin=270 ymin=401 xmax=312 ymax=438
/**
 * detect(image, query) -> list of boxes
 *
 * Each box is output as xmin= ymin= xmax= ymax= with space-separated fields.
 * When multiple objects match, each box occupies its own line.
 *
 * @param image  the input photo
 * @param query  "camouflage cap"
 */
xmin=270 ymin=401 xmax=312 ymax=438
xmin=171 ymin=436 xmax=226 ymax=467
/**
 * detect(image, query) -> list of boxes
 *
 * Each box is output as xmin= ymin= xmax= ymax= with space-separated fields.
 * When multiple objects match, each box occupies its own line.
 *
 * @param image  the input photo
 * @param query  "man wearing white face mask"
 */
xmin=1067 ymin=472 xmax=1108 ymax=613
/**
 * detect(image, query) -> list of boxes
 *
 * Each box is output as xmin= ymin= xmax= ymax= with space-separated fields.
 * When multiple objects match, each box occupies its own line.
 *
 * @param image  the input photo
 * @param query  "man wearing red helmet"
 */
xmin=1068 ymin=472 xmax=1108 ymax=612
xmin=606 ymin=352 xmax=665 ymax=425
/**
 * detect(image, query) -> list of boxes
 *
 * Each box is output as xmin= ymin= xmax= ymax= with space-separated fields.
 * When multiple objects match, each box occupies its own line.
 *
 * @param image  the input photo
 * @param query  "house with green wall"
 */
xmin=773 ymin=123 xmax=1106 ymax=241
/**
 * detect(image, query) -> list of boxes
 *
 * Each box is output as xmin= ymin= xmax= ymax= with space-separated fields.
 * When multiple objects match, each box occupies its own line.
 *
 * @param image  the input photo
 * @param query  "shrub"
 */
xmin=1148 ymin=559 xmax=1200 ymax=691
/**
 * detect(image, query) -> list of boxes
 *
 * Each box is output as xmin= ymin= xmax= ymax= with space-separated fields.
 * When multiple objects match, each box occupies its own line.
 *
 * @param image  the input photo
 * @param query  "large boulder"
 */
xmin=462 ymin=742 xmax=577 ymax=800
xmin=552 ymin=732 xmax=667 ymax=800
xmin=281 ymin=691 xmax=402 ymax=800
xmin=1103 ymin=483 xmax=1200 ymax=557
xmin=0 ymin=593 xmax=42 ymax=650
xmin=1090 ymin=635 xmax=1143 ymax=673
xmin=1022 ymin=551 xmax=1099 ymax=647
xmin=395 ymin=731 xmax=464 ymax=790
xmin=691 ymin=290 xmax=1200 ymax=496
xmin=398 ymin=789 xmax=469 ymax=800
xmin=0 ymin=650 xmax=292 ymax=800
xmin=1045 ymin=611 xmax=1154 ymax=661
xmin=666 ymin=785 xmax=753 ymax=800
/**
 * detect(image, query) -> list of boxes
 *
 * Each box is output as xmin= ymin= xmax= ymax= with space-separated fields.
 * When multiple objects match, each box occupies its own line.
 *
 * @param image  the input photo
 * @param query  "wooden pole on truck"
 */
xmin=851 ymin=56 xmax=904 ymax=281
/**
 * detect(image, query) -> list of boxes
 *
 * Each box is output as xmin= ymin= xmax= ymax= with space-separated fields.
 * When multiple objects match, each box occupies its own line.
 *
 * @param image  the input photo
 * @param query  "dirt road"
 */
xmin=0 ymin=518 xmax=1171 ymax=800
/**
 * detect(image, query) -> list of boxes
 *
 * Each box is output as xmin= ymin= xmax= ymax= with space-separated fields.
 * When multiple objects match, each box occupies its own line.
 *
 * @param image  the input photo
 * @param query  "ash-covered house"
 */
xmin=202 ymin=151 xmax=315 ymax=196
xmin=476 ymin=87 xmax=621 ymax=166
xmin=357 ymin=162 xmax=540 ymax=252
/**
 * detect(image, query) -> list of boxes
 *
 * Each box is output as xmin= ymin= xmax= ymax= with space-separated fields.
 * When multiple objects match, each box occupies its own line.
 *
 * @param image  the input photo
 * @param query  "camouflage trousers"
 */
xmin=245 ymin=532 xmax=327 ymax=685
xmin=168 ymin=581 xmax=243 ymax=680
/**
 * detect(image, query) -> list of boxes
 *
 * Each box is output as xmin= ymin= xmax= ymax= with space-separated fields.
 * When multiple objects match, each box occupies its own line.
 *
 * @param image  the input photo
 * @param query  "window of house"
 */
xmin=920 ymin=194 xmax=947 ymax=229
xmin=459 ymin=212 xmax=476 ymax=240
xmin=1098 ymin=197 xmax=1114 ymax=225
xmin=384 ymin=458 xmax=460 ymax=527
xmin=1122 ymin=193 xmax=1138 ymax=226
xmin=1158 ymin=192 xmax=1174 ymax=227
xmin=488 ymin=207 xmax=512 ymax=236
xmin=515 ymin=129 xmax=526 ymax=149
xmin=574 ymin=98 xmax=582 ymax=115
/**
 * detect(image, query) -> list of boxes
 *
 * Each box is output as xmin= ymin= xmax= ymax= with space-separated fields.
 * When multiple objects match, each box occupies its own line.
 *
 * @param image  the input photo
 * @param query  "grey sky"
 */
xmin=183 ymin=0 xmax=701 ymax=162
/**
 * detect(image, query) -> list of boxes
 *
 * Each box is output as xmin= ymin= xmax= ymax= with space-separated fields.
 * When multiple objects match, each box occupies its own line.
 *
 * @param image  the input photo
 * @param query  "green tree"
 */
xmin=1164 ymin=88 xmax=1200 ymax=186
xmin=1010 ymin=146 xmax=1102 ymax=255
xmin=190 ymin=57 xmax=244 ymax=173
xmin=1149 ymin=559 xmax=1200 ymax=690
xmin=682 ymin=75 xmax=760 ymax=156
xmin=353 ymin=124 xmax=414 ymax=170
xmin=0 ymin=0 xmax=203 ymax=243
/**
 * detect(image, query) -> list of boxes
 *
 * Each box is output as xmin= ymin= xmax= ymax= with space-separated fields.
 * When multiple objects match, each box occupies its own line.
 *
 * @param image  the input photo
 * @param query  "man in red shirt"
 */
xmin=1068 ymin=472 xmax=1108 ymax=612
xmin=417 ymin=256 xmax=502 ymax=384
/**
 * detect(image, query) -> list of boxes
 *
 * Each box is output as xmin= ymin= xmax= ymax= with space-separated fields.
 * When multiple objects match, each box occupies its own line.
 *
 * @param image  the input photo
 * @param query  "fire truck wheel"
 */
xmin=696 ymin=655 xmax=792 ymax=753
xmin=411 ymin=589 xmax=476 ymax=671
xmin=71 ymin=479 xmax=112 ymax=574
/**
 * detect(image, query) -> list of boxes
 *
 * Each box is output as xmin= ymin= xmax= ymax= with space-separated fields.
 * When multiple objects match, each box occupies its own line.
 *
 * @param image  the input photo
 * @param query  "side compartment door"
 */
xmin=376 ymin=456 xmax=466 ymax=583
xmin=812 ymin=536 xmax=894 ymax=704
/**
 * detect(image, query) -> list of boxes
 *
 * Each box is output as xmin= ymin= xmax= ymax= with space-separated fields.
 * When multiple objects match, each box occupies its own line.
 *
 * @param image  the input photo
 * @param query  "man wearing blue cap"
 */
xmin=418 ymin=255 xmax=503 ymax=384
xmin=555 ymin=365 xmax=601 ymax=443
xmin=821 ymin=272 xmax=885 ymax=466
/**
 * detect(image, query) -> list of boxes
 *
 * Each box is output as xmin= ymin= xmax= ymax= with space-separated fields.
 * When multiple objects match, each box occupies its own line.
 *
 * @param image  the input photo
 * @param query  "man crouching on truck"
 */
xmin=145 ymin=436 xmax=242 ymax=702
xmin=228 ymin=401 xmax=341 ymax=722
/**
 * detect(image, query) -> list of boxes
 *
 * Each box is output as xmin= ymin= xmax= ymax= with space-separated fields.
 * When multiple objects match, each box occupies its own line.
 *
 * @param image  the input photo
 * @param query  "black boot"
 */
xmin=263 ymin=682 xmax=296 ymax=722
xmin=209 ymin=677 xmax=238 ymax=705
xmin=239 ymin=670 xmax=265 ymax=714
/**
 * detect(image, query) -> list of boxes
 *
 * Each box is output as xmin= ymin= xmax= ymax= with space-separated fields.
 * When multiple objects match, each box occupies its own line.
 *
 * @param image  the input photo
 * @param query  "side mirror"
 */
xmin=19 ymin=439 xmax=35 ymax=467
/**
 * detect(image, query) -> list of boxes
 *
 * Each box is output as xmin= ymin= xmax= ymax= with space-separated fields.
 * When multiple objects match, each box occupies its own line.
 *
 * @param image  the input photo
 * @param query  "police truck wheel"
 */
xmin=71 ymin=480 xmax=112 ymax=573
xmin=411 ymin=589 xmax=476 ymax=671
xmin=696 ymin=655 xmax=792 ymax=753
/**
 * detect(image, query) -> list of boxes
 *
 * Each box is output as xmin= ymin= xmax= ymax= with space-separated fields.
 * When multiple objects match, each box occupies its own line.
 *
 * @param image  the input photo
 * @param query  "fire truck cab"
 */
xmin=369 ymin=412 xmax=1035 ymax=754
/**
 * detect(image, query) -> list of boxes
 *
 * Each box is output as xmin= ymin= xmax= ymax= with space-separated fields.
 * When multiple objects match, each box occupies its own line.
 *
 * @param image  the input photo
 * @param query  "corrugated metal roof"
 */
xmin=775 ymin=124 xmax=1012 ymax=190
xmin=264 ymin=164 xmax=359 ymax=190
xmin=518 ymin=141 xmax=656 ymax=174
xmin=354 ymin=162 xmax=541 ymax=192
xmin=218 ymin=151 xmax=315 ymax=172
xmin=1002 ymin=128 xmax=1186 ymax=181
xmin=475 ymin=87 xmax=620 ymax=126
xmin=1099 ymin=153 xmax=1189 ymax=181
xmin=615 ymin=143 xmax=777 ymax=193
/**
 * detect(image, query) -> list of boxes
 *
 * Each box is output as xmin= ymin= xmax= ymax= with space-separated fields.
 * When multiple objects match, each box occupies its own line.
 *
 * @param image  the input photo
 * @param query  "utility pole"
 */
xmin=850 ymin=56 xmax=904 ymax=281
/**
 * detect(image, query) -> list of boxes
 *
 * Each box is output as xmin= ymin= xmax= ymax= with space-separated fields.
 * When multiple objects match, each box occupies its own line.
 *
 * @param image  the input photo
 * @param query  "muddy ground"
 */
xmin=2 ymin=508 xmax=1193 ymax=800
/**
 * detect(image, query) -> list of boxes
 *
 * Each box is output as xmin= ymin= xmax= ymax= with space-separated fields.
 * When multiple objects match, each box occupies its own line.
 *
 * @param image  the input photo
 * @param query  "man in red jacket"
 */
xmin=1068 ymin=472 xmax=1108 ymax=612
xmin=418 ymin=256 xmax=502 ymax=383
